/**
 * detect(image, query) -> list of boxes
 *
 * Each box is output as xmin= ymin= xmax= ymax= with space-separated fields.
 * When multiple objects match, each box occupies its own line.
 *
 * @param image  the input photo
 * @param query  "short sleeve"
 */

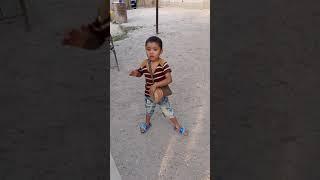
xmin=137 ymin=67 xmax=144 ymax=74
xmin=162 ymin=61 xmax=172 ymax=74
xmin=137 ymin=59 xmax=148 ymax=75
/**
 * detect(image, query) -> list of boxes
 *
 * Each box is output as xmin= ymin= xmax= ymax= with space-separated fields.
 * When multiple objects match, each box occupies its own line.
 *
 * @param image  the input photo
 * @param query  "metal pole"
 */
xmin=0 ymin=8 xmax=3 ymax=17
xmin=19 ymin=0 xmax=30 ymax=32
xmin=156 ymin=0 xmax=158 ymax=34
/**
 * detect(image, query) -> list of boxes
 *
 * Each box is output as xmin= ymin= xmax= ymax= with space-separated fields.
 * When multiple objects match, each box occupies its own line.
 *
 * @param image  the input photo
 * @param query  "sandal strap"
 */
xmin=140 ymin=123 xmax=147 ymax=130
xmin=179 ymin=127 xmax=185 ymax=134
xmin=139 ymin=122 xmax=151 ymax=132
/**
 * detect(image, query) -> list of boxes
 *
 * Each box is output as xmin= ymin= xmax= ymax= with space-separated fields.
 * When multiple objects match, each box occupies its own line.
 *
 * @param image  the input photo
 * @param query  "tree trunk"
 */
xmin=137 ymin=0 xmax=156 ymax=8
xmin=125 ymin=0 xmax=131 ymax=9
xmin=112 ymin=2 xmax=128 ymax=23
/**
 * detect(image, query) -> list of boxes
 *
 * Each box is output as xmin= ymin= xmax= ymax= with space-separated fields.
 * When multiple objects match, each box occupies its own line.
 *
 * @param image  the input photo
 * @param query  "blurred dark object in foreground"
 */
xmin=62 ymin=16 xmax=110 ymax=50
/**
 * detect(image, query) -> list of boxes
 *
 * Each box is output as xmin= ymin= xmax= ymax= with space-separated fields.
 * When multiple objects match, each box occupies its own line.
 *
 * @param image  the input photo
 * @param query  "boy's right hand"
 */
xmin=129 ymin=70 xmax=140 ymax=77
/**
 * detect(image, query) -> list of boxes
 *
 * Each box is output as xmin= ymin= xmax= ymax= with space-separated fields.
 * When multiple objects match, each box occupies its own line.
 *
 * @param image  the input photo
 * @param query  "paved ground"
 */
xmin=110 ymin=7 xmax=210 ymax=180
xmin=110 ymin=153 xmax=122 ymax=180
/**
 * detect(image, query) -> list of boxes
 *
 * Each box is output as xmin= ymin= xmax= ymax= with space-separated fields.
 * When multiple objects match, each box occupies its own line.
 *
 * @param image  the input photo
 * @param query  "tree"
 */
xmin=125 ymin=0 xmax=131 ymax=9
xmin=137 ymin=0 xmax=156 ymax=8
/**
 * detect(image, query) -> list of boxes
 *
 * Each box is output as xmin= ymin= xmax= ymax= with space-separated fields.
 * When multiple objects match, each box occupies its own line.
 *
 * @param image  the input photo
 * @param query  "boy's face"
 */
xmin=145 ymin=42 xmax=162 ymax=61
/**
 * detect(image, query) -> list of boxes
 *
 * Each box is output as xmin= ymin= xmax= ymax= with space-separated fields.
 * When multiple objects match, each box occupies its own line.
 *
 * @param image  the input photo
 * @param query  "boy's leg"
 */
xmin=146 ymin=114 xmax=152 ymax=125
xmin=159 ymin=97 xmax=185 ymax=130
xmin=145 ymin=96 xmax=156 ymax=125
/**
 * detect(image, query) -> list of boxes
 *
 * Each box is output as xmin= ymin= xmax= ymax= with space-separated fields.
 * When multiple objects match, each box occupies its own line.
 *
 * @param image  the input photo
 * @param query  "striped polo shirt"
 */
xmin=137 ymin=59 xmax=172 ymax=97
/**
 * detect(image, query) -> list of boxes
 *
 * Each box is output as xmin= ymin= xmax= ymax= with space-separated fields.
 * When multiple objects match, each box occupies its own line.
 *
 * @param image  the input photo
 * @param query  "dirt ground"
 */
xmin=110 ymin=7 xmax=210 ymax=180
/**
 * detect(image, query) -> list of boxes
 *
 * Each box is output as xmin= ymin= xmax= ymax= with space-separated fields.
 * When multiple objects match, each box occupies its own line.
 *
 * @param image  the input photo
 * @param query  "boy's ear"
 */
xmin=160 ymin=49 xmax=163 ymax=54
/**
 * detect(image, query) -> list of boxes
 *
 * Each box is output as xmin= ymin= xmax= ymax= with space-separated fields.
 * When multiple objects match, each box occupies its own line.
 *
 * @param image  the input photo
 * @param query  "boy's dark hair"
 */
xmin=145 ymin=36 xmax=163 ymax=49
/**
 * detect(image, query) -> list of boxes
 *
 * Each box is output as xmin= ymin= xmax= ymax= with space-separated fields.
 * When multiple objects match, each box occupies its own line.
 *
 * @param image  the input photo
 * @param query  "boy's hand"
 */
xmin=129 ymin=70 xmax=140 ymax=77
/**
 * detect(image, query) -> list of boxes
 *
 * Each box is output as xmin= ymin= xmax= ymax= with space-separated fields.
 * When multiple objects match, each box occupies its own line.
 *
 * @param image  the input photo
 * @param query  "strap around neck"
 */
xmin=147 ymin=59 xmax=155 ymax=83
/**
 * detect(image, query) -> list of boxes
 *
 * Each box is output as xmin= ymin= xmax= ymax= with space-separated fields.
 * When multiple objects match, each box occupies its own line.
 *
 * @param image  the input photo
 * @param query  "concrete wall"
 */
xmin=160 ymin=0 xmax=209 ymax=9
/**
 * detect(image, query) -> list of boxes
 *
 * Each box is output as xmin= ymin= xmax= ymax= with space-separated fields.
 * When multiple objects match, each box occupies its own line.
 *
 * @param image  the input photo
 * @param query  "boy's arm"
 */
xmin=153 ymin=72 xmax=172 ymax=87
xmin=129 ymin=68 xmax=143 ymax=77
xmin=135 ymin=69 xmax=143 ymax=77
xmin=154 ymin=61 xmax=172 ymax=87
xmin=148 ymin=72 xmax=172 ymax=94
xmin=134 ymin=60 xmax=148 ymax=77
xmin=148 ymin=60 xmax=173 ymax=94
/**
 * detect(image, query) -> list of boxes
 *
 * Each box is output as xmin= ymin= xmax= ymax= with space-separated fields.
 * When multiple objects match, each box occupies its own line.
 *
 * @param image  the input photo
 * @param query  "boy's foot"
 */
xmin=174 ymin=127 xmax=189 ymax=136
xmin=139 ymin=122 xmax=152 ymax=133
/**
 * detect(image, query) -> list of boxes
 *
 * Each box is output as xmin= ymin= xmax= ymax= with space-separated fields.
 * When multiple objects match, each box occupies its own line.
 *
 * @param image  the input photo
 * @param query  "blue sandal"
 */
xmin=174 ymin=127 xmax=189 ymax=136
xmin=139 ymin=122 xmax=152 ymax=133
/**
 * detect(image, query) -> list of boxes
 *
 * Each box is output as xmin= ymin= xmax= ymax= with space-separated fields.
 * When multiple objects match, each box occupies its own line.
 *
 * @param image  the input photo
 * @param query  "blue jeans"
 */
xmin=145 ymin=96 xmax=175 ymax=119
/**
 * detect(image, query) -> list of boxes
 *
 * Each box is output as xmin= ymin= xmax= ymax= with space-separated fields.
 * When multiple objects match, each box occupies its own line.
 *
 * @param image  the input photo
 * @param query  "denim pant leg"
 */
xmin=159 ymin=96 xmax=175 ymax=119
xmin=145 ymin=96 xmax=156 ymax=117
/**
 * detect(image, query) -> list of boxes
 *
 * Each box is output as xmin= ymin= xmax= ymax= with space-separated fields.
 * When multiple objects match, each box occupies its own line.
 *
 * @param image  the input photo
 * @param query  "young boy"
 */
xmin=129 ymin=36 xmax=188 ymax=136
